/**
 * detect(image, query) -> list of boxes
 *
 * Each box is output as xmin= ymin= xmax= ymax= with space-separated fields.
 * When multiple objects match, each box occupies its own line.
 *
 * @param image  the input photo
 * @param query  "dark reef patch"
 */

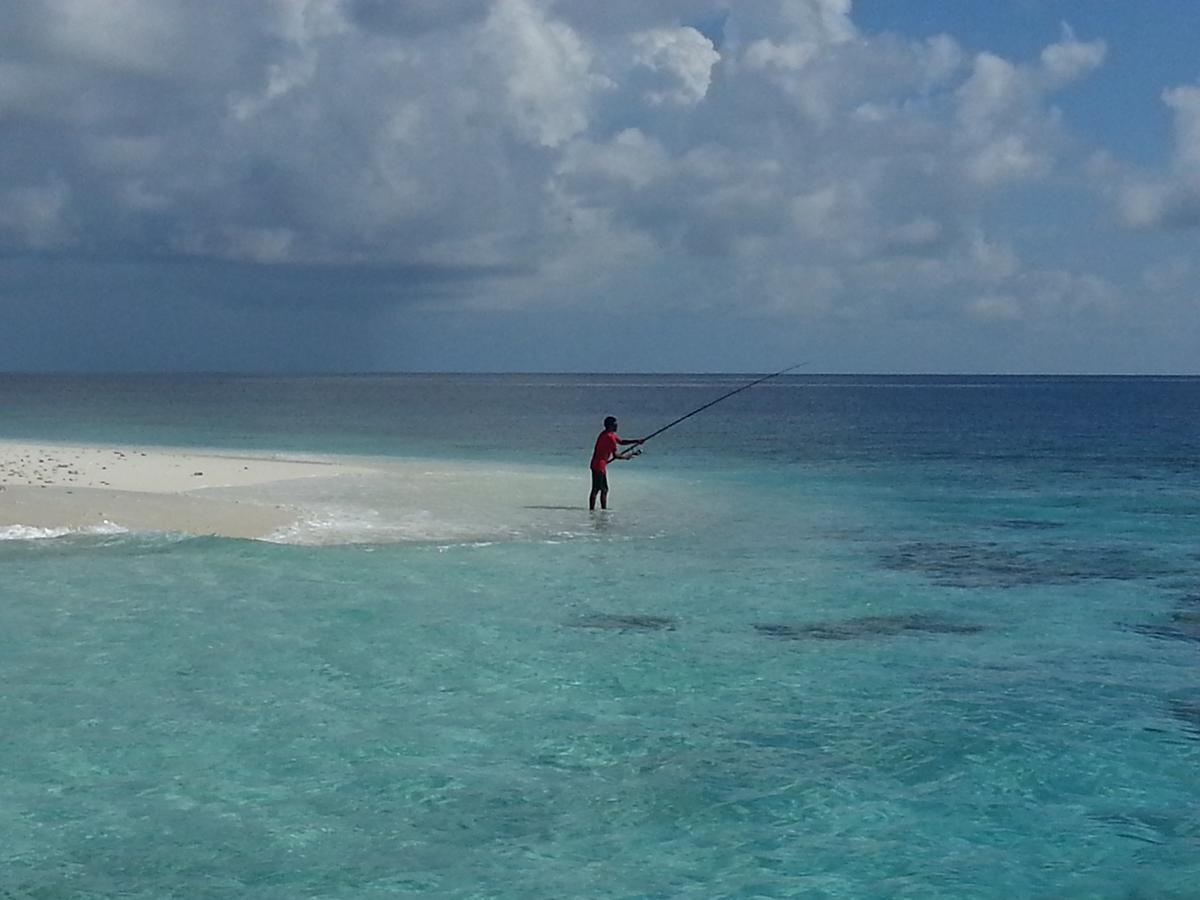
xmin=754 ymin=613 xmax=984 ymax=641
xmin=1167 ymin=698 xmax=1200 ymax=741
xmin=1127 ymin=592 xmax=1200 ymax=645
xmin=880 ymin=541 xmax=1049 ymax=588
xmin=1128 ymin=615 xmax=1200 ymax=645
xmin=1089 ymin=808 xmax=1198 ymax=845
xmin=881 ymin=540 xmax=1183 ymax=588
xmin=566 ymin=613 xmax=679 ymax=632
xmin=991 ymin=518 xmax=1066 ymax=531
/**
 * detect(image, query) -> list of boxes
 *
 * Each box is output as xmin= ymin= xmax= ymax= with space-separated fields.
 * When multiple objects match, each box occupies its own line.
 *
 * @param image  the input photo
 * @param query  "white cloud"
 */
xmin=1141 ymin=255 xmax=1194 ymax=292
xmin=1118 ymin=181 xmax=1175 ymax=229
xmin=736 ymin=0 xmax=867 ymax=128
xmin=1113 ymin=83 xmax=1200 ymax=229
xmin=41 ymin=0 xmax=184 ymax=75
xmin=0 ymin=0 xmax=1132 ymax=344
xmin=777 ymin=0 xmax=857 ymax=45
xmin=481 ymin=0 xmax=608 ymax=148
xmin=762 ymin=262 xmax=845 ymax=317
xmin=175 ymin=225 xmax=296 ymax=264
xmin=967 ymin=231 xmax=1018 ymax=281
xmin=229 ymin=56 xmax=317 ymax=121
xmin=967 ymin=294 xmax=1022 ymax=323
xmin=1164 ymin=84 xmax=1200 ymax=171
xmin=965 ymin=133 xmax=1048 ymax=185
xmin=1025 ymin=270 xmax=1119 ymax=318
xmin=0 ymin=60 xmax=76 ymax=120
xmin=744 ymin=38 xmax=822 ymax=73
xmin=956 ymin=54 xmax=1029 ymax=134
xmin=559 ymin=129 xmax=671 ymax=190
xmin=886 ymin=216 xmax=943 ymax=250
xmin=790 ymin=184 xmax=866 ymax=244
xmin=272 ymin=0 xmax=353 ymax=44
xmin=631 ymin=26 xmax=720 ymax=107
xmin=953 ymin=29 xmax=1104 ymax=187
xmin=1039 ymin=26 xmax=1106 ymax=87
xmin=0 ymin=179 xmax=75 ymax=249
xmin=954 ymin=54 xmax=1048 ymax=185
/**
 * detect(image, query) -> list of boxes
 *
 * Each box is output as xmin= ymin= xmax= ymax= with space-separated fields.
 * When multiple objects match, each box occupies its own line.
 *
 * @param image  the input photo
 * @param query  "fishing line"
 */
xmin=628 ymin=363 xmax=806 ymax=455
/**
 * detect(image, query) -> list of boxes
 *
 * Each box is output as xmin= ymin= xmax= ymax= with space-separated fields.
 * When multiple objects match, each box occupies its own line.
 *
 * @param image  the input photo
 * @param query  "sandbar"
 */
xmin=0 ymin=440 xmax=374 ymax=540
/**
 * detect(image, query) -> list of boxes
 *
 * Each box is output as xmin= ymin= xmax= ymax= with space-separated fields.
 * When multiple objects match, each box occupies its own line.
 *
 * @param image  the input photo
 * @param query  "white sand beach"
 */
xmin=0 ymin=439 xmax=633 ymax=545
xmin=0 ymin=440 xmax=375 ymax=540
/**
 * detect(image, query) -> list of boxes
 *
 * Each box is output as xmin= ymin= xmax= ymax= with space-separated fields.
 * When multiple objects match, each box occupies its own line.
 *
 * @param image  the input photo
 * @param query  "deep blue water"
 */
xmin=1 ymin=374 xmax=1198 ymax=897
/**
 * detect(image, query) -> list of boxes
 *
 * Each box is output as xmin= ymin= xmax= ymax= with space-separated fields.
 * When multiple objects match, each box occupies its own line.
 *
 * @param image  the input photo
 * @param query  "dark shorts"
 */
xmin=590 ymin=468 xmax=608 ymax=492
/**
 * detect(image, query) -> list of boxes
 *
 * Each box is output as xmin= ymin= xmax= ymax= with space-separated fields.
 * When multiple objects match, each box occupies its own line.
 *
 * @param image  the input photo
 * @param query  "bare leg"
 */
xmin=590 ymin=471 xmax=608 ymax=510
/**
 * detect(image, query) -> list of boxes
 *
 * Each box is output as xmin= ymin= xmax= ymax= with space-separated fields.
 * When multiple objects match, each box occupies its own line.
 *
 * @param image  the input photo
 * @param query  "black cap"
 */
xmin=604 ymin=416 xmax=617 ymax=428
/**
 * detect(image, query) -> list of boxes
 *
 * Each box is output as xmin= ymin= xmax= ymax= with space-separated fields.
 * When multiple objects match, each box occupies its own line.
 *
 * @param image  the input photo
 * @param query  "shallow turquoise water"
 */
xmin=2 ymin=375 xmax=1199 ymax=897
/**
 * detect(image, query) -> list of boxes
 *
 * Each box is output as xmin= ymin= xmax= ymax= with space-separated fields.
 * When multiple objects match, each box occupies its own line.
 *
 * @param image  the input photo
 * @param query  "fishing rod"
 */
xmin=627 ymin=363 xmax=806 ymax=454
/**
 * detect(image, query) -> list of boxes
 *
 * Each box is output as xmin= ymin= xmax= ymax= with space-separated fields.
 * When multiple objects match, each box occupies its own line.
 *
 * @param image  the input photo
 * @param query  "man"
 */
xmin=589 ymin=416 xmax=643 ymax=510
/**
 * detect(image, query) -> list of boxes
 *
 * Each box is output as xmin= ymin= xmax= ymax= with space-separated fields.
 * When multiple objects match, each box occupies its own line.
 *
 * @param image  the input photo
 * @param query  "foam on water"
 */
xmin=228 ymin=460 xmax=689 ymax=547
xmin=0 ymin=520 xmax=129 ymax=541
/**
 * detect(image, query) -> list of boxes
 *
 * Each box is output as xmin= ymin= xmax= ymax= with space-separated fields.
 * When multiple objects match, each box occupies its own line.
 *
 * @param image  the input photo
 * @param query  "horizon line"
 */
xmin=2 ymin=370 xmax=1198 ymax=379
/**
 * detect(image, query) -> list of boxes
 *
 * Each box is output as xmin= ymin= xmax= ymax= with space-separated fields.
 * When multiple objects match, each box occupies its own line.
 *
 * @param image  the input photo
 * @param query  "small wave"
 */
xmin=436 ymin=541 xmax=497 ymax=552
xmin=260 ymin=502 xmax=592 ymax=547
xmin=262 ymin=507 xmax=484 ymax=546
xmin=0 ymin=521 xmax=130 ymax=541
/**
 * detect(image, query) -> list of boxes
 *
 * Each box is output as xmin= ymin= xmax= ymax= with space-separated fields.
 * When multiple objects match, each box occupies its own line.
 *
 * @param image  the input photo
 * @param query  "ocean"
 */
xmin=1 ymin=374 xmax=1198 ymax=898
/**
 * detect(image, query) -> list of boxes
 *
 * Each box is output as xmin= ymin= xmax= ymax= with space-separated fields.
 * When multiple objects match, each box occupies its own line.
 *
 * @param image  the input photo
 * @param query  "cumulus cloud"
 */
xmin=481 ymin=0 xmax=608 ymax=148
xmin=953 ymin=28 xmax=1106 ymax=186
xmin=1166 ymin=85 xmax=1200 ymax=170
xmin=1040 ymin=25 xmax=1107 ymax=86
xmin=1114 ymin=83 xmax=1200 ymax=229
xmin=778 ymin=0 xmax=857 ymax=44
xmin=631 ymin=27 xmax=720 ymax=106
xmin=0 ymin=0 xmax=1129 ymax=343
xmin=559 ymin=129 xmax=672 ymax=190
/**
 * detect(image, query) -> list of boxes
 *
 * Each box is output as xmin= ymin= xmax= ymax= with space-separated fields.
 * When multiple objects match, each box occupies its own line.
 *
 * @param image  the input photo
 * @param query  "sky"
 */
xmin=2 ymin=0 xmax=1199 ymax=374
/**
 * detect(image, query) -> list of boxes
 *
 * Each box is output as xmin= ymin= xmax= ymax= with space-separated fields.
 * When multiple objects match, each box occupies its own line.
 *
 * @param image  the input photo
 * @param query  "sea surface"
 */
xmin=1 ymin=374 xmax=1198 ymax=898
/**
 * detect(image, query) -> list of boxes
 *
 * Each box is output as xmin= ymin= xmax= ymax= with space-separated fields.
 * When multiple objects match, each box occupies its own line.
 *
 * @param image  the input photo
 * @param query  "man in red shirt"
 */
xmin=590 ymin=416 xmax=643 ymax=510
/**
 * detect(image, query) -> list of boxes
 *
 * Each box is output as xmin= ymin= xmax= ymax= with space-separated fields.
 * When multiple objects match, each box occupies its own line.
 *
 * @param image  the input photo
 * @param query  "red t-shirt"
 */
xmin=591 ymin=430 xmax=620 ymax=472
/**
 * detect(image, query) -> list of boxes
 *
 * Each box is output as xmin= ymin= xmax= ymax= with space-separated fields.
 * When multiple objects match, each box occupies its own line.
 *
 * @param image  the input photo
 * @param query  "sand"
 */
xmin=0 ymin=440 xmax=375 ymax=540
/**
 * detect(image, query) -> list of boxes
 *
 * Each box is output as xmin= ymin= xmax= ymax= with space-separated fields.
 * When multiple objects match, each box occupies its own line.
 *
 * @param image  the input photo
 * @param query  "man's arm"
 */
xmin=612 ymin=441 xmax=643 ymax=461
